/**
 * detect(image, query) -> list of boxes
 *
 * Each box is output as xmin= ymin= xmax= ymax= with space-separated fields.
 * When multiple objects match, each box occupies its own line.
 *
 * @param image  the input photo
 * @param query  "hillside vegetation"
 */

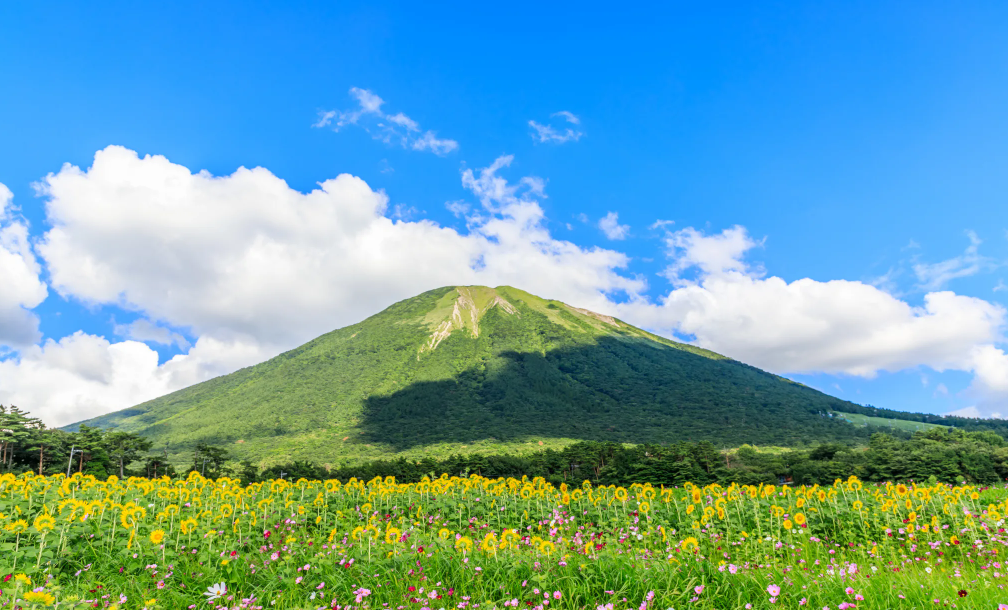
xmin=72 ymin=286 xmax=882 ymax=466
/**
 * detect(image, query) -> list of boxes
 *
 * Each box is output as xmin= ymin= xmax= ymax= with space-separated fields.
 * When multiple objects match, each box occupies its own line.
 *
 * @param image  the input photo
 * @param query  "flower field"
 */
xmin=1 ymin=472 xmax=1007 ymax=609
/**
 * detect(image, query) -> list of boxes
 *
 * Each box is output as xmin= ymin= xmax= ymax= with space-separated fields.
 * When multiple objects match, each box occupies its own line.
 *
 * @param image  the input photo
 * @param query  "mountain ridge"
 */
xmin=70 ymin=285 xmax=872 ymax=466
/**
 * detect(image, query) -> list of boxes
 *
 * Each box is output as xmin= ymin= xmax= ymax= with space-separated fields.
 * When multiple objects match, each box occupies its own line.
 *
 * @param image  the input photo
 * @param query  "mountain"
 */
xmin=71 ymin=286 xmax=872 ymax=467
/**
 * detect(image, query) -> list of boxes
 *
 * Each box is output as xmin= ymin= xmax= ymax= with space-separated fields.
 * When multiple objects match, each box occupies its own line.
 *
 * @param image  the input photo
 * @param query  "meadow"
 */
xmin=1 ymin=472 xmax=1006 ymax=610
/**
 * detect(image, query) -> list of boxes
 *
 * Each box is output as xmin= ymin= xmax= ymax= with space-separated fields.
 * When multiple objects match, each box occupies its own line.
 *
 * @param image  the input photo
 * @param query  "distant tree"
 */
xmin=192 ymin=442 xmax=230 ymax=478
xmin=105 ymin=431 xmax=154 ymax=477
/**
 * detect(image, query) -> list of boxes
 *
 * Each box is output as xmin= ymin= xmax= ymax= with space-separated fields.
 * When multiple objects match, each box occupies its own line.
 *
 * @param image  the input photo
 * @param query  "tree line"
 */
xmin=0 ymin=405 xmax=251 ymax=480
xmin=274 ymin=427 xmax=1008 ymax=487
xmin=6 ymin=404 xmax=1008 ymax=486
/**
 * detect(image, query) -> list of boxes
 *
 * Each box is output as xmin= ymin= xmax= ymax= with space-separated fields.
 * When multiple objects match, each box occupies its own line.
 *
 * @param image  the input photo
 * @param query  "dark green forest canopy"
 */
xmin=62 ymin=285 xmax=1001 ymax=467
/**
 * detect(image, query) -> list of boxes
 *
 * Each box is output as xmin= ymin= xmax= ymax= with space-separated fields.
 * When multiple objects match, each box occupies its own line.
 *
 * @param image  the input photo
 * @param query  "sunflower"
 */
xmin=680 ymin=536 xmax=699 ymax=552
xmin=33 ymin=513 xmax=55 ymax=533
xmin=438 ymin=528 xmax=451 ymax=540
xmin=895 ymin=484 xmax=909 ymax=497
xmin=180 ymin=518 xmax=198 ymax=535
xmin=150 ymin=529 xmax=166 ymax=545
xmin=639 ymin=501 xmax=651 ymax=515
xmin=22 ymin=590 xmax=55 ymax=606
xmin=691 ymin=488 xmax=703 ymax=504
xmin=455 ymin=536 xmax=473 ymax=553
xmin=480 ymin=533 xmax=498 ymax=554
xmin=538 ymin=540 xmax=556 ymax=555
xmin=384 ymin=527 xmax=401 ymax=545
xmin=794 ymin=513 xmax=806 ymax=526
xmin=614 ymin=487 xmax=628 ymax=502
xmin=783 ymin=519 xmax=793 ymax=530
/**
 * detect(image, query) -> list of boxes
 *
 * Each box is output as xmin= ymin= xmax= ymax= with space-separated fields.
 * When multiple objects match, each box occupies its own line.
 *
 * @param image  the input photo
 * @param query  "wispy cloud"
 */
xmin=113 ymin=317 xmax=190 ymax=350
xmin=529 ymin=110 xmax=584 ymax=144
xmin=599 ymin=211 xmax=630 ymax=240
xmin=913 ymin=230 xmax=995 ymax=290
xmin=313 ymin=88 xmax=458 ymax=155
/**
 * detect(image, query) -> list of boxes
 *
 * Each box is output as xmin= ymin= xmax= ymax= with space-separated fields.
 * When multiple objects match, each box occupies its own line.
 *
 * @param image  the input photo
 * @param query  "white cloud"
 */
xmin=412 ymin=131 xmax=459 ymax=155
xmin=314 ymin=88 xmax=458 ymax=155
xmin=552 ymin=110 xmax=581 ymax=125
xmin=312 ymin=110 xmax=337 ymax=129
xmin=616 ymin=225 xmax=1008 ymax=415
xmin=528 ymin=111 xmax=584 ymax=144
xmin=0 ymin=332 xmax=266 ymax=427
xmin=913 ymin=230 xmax=995 ymax=290
xmin=445 ymin=200 xmax=470 ymax=218
xmin=663 ymin=225 xmax=762 ymax=282
xmin=387 ymin=112 xmax=419 ymax=132
xmin=12 ymin=146 xmax=640 ymax=425
xmin=0 ymin=183 xmax=48 ymax=348
xmin=598 ymin=212 xmax=630 ymax=240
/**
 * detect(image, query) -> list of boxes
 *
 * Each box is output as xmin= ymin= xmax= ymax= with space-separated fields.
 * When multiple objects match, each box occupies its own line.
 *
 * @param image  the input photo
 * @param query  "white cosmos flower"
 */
xmin=204 ymin=582 xmax=227 ymax=602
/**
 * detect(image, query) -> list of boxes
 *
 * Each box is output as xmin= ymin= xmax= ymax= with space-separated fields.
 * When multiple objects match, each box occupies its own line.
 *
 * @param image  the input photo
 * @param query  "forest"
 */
xmin=6 ymin=403 xmax=1008 ymax=486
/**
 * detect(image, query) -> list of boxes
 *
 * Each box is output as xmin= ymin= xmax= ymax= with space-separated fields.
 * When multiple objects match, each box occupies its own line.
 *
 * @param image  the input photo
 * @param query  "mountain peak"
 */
xmin=418 ymin=286 xmax=624 ymax=355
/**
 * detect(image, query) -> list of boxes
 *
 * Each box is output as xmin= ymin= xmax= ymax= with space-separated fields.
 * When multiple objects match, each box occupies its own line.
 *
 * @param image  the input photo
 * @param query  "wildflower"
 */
xmin=767 ymin=584 xmax=780 ymax=597
xmin=150 ymin=529 xmax=165 ymax=545
xmin=694 ymin=585 xmax=704 ymax=595
xmin=204 ymin=582 xmax=227 ymax=602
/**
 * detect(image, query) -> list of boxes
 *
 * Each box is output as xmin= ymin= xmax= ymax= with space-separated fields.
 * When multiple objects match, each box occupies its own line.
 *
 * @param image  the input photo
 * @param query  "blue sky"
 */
xmin=1 ymin=1 xmax=1007 ymax=425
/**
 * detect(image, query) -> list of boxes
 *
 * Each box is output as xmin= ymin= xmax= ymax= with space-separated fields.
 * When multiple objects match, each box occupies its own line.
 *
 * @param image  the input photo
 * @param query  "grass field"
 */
xmin=1 ymin=471 xmax=1005 ymax=609
xmin=831 ymin=411 xmax=949 ymax=433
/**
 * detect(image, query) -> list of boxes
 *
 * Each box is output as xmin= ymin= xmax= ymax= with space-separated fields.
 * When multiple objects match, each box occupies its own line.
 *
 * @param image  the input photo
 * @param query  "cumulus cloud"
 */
xmin=598 ymin=212 xmax=629 ymax=240
xmin=529 ymin=111 xmax=584 ymax=144
xmin=314 ymin=87 xmax=458 ymax=155
xmin=0 ymin=332 xmax=267 ymax=426
xmin=0 ymin=183 xmax=48 ymax=348
xmin=663 ymin=225 xmax=762 ymax=282
xmin=617 ymin=225 xmax=1008 ymax=415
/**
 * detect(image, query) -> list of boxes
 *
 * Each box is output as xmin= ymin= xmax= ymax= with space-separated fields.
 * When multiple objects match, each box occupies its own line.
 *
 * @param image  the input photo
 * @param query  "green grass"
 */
xmin=831 ymin=411 xmax=949 ymax=432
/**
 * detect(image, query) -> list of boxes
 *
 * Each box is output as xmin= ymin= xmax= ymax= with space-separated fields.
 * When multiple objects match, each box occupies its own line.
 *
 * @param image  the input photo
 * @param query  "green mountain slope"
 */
xmin=71 ymin=286 xmax=873 ymax=466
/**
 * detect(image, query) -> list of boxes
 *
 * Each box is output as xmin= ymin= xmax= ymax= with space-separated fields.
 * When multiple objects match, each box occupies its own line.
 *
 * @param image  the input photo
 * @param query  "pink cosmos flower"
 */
xmin=694 ymin=585 xmax=704 ymax=595
xmin=767 ymin=585 xmax=781 ymax=597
